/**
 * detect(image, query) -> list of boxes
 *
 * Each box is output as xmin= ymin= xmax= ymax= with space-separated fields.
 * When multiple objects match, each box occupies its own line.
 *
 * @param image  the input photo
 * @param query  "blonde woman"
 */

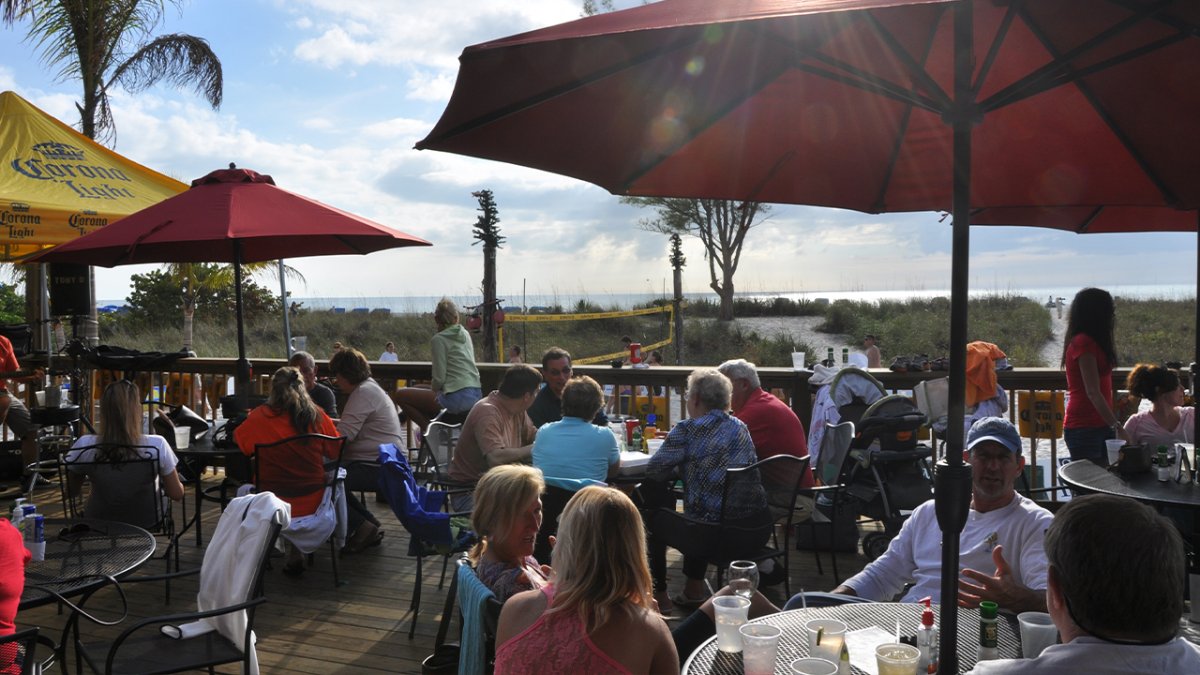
xmin=393 ymin=298 xmax=482 ymax=431
xmin=64 ymin=380 xmax=185 ymax=529
xmin=470 ymin=465 xmax=549 ymax=602
xmin=495 ymin=486 xmax=678 ymax=674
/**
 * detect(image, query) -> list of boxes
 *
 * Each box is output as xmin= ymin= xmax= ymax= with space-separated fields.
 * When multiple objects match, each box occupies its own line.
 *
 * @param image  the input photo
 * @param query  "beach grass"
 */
xmin=95 ymin=294 xmax=1193 ymax=370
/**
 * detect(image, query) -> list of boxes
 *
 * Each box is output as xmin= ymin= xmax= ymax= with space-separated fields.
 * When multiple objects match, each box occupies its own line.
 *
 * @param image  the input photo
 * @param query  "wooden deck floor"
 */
xmin=16 ymin=471 xmax=871 ymax=674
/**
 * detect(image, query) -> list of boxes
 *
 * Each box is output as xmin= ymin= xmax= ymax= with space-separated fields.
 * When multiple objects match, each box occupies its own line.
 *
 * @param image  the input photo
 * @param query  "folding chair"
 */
xmin=378 ymin=443 xmax=476 ymax=638
xmin=801 ymin=421 xmax=856 ymax=583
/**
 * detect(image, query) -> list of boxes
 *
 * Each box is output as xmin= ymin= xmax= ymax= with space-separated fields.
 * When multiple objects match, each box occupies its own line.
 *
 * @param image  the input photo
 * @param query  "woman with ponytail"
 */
xmin=1124 ymin=364 xmax=1195 ymax=447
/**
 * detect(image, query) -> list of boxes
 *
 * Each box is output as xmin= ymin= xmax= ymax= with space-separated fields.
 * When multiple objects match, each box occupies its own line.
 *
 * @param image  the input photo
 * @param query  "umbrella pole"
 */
xmin=234 ymin=241 xmax=251 ymax=407
xmin=279 ymin=259 xmax=293 ymax=358
xmin=936 ymin=2 xmax=975 ymax=672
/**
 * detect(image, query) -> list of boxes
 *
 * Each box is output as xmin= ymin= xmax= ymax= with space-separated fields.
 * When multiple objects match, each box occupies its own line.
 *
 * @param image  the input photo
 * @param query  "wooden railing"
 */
xmin=42 ymin=355 xmax=1137 ymax=497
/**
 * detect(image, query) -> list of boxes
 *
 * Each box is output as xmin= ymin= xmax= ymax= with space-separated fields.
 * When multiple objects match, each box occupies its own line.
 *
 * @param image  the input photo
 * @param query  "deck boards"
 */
xmin=15 ymin=470 xmax=870 ymax=674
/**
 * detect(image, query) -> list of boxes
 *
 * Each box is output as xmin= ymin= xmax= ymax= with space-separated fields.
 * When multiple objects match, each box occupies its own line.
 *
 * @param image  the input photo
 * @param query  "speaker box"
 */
xmin=49 ymin=263 xmax=91 ymax=316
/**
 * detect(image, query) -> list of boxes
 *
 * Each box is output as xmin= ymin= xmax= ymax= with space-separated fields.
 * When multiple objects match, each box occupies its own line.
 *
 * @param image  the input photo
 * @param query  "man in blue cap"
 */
xmin=828 ymin=416 xmax=1053 ymax=613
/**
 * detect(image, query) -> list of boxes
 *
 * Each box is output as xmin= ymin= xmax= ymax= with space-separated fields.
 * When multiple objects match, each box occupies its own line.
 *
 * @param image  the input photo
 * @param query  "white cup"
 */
xmin=1017 ymin=611 xmax=1058 ymax=658
xmin=875 ymin=643 xmax=920 ymax=675
xmin=792 ymin=352 xmax=806 ymax=370
xmin=789 ymin=657 xmax=838 ymax=675
xmin=1105 ymin=439 xmax=1125 ymax=465
xmin=712 ymin=596 xmax=751 ymax=653
xmin=804 ymin=618 xmax=847 ymax=663
xmin=739 ymin=624 xmax=781 ymax=675
xmin=174 ymin=426 xmax=191 ymax=450
xmin=647 ymin=438 xmax=664 ymax=455
xmin=34 ymin=390 xmax=45 ymax=407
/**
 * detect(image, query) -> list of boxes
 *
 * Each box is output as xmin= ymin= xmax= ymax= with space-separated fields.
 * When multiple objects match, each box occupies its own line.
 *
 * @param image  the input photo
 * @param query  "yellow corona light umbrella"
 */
xmin=0 ymin=91 xmax=186 ymax=261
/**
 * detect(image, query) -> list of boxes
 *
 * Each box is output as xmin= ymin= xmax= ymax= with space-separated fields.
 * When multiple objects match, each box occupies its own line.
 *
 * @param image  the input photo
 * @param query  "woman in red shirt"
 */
xmin=235 ymin=367 xmax=380 ymax=574
xmin=1062 ymin=288 xmax=1130 ymax=461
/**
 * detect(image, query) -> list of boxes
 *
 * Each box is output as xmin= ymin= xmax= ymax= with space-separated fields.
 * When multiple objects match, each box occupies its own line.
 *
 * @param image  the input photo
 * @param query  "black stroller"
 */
xmin=836 ymin=394 xmax=934 ymax=560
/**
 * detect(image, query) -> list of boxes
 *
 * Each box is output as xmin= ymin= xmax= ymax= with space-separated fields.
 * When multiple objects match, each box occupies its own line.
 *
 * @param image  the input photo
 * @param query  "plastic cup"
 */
xmin=791 ymin=351 xmax=806 ymax=370
xmin=34 ymin=390 xmax=45 ymax=407
xmin=647 ymin=438 xmax=664 ymax=455
xmin=804 ymin=618 xmax=847 ymax=663
xmin=788 ymin=657 xmax=838 ymax=675
xmin=1105 ymin=439 xmax=1125 ymax=465
xmin=174 ymin=427 xmax=191 ymax=450
xmin=712 ymin=596 xmax=751 ymax=653
xmin=1017 ymin=611 xmax=1058 ymax=658
xmin=875 ymin=643 xmax=920 ymax=675
xmin=739 ymin=624 xmax=781 ymax=675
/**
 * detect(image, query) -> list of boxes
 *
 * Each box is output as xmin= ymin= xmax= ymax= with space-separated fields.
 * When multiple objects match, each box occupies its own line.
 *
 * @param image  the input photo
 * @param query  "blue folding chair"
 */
xmin=378 ymin=443 xmax=476 ymax=638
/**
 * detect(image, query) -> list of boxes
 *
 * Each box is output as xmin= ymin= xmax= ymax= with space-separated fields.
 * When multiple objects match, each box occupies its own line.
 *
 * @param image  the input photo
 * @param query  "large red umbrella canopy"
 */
xmin=971 ymin=205 xmax=1197 ymax=234
xmin=418 ymin=2 xmax=1200 ymax=670
xmin=419 ymin=0 xmax=1200 ymax=213
xmin=29 ymin=167 xmax=430 ymax=266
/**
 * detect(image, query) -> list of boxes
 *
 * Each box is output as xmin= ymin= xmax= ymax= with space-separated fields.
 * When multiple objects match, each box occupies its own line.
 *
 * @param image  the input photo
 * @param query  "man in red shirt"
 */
xmin=718 ymin=359 xmax=813 ymax=487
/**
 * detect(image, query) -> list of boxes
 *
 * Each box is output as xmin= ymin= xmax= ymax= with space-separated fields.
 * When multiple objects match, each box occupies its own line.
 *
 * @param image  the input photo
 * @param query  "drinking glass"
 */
xmin=727 ymin=560 xmax=759 ymax=599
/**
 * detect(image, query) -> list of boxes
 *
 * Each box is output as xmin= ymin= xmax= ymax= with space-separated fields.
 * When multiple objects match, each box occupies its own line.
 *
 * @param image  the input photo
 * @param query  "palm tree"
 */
xmin=170 ymin=261 xmax=304 ymax=353
xmin=2 ymin=0 xmax=223 ymax=346
xmin=2 ymin=0 xmax=223 ymax=143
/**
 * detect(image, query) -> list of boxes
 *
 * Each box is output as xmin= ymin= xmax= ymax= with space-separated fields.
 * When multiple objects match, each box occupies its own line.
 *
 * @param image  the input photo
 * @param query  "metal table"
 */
xmin=682 ymin=603 xmax=1021 ymax=675
xmin=174 ymin=423 xmax=244 ymax=545
xmin=20 ymin=518 xmax=155 ymax=610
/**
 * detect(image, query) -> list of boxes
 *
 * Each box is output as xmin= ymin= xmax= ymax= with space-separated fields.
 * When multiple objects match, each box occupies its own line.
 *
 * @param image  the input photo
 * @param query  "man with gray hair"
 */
xmin=289 ymin=350 xmax=338 ymax=418
xmin=969 ymin=494 xmax=1200 ymax=673
xmin=717 ymin=359 xmax=811 ymax=469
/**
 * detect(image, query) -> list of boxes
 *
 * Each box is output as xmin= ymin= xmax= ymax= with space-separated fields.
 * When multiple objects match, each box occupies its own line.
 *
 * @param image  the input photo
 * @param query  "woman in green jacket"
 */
xmin=393 ymin=298 xmax=482 ymax=431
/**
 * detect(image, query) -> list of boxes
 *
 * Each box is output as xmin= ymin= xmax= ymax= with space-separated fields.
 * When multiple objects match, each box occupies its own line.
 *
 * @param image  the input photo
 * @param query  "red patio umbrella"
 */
xmin=417 ymin=1 xmax=1200 ymax=669
xmin=28 ymin=166 xmax=431 ymax=396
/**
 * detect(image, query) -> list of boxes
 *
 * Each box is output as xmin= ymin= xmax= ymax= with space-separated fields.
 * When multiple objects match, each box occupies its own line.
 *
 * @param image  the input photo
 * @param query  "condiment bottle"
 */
xmin=826 ymin=347 xmax=834 ymax=365
xmin=917 ymin=597 xmax=939 ymax=673
xmin=841 ymin=347 xmax=849 ymax=365
xmin=977 ymin=600 xmax=999 ymax=661
xmin=632 ymin=426 xmax=644 ymax=454
xmin=10 ymin=498 xmax=26 ymax=526
xmin=1157 ymin=445 xmax=1170 ymax=482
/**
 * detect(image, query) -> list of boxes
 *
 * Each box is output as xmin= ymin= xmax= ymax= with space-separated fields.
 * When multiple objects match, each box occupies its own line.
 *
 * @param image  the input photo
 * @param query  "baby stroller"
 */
xmin=808 ymin=366 xmax=888 ymax=467
xmin=839 ymin=395 xmax=934 ymax=559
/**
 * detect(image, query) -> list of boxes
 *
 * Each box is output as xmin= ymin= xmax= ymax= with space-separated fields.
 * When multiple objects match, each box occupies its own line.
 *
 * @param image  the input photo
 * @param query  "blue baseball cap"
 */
xmin=967 ymin=417 xmax=1021 ymax=454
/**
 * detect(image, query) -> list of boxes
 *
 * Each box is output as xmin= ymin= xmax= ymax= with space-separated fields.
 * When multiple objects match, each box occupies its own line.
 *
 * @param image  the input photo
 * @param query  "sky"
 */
xmin=0 ymin=0 xmax=1195 ymax=305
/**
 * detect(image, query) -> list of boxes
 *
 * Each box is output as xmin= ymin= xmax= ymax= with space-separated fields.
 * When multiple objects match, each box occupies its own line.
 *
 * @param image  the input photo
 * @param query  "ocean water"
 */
xmin=100 ymin=283 xmax=1194 ymax=314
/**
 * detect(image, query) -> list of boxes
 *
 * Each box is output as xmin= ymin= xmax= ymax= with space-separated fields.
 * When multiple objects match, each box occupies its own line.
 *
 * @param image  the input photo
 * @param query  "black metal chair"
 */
xmin=800 ymin=421 xmax=857 ymax=583
xmin=252 ymin=433 xmax=347 ymax=586
xmin=70 ymin=493 xmax=287 ymax=675
xmin=58 ymin=444 xmax=180 ymax=599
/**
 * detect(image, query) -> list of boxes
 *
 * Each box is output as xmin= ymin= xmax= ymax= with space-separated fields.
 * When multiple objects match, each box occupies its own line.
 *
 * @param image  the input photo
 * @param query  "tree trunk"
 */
xmin=182 ymin=305 xmax=195 ymax=352
xmin=673 ymin=266 xmax=684 ymax=365
xmin=482 ymin=246 xmax=497 ymax=362
xmin=715 ymin=271 xmax=736 ymax=322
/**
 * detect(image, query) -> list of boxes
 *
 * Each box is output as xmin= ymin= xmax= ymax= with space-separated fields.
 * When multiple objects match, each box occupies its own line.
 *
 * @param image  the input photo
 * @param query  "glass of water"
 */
xmin=728 ymin=560 xmax=759 ymax=599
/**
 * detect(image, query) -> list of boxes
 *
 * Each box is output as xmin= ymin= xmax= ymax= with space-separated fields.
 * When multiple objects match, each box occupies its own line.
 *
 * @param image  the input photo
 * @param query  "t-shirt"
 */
xmin=378 ymin=351 xmax=399 ymax=362
xmin=64 ymin=435 xmax=179 ymax=530
xmin=234 ymin=405 xmax=340 ymax=517
xmin=1064 ymin=333 xmax=1112 ymax=429
xmin=336 ymin=378 xmax=403 ymax=462
xmin=0 ymin=520 xmax=29 ymax=637
xmin=448 ymin=392 xmax=535 ymax=484
xmin=734 ymin=388 xmax=814 ymax=488
xmin=532 ymin=416 xmax=619 ymax=483
xmin=967 ymin=636 xmax=1200 ymax=674
xmin=1123 ymin=407 xmax=1195 ymax=448
xmin=0 ymin=334 xmax=18 ymax=393
xmin=842 ymin=493 xmax=1053 ymax=605
xmin=308 ymin=382 xmax=338 ymax=418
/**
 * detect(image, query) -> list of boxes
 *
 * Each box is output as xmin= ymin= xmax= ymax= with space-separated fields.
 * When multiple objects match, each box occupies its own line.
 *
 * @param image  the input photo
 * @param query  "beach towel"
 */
xmin=966 ymin=341 xmax=1006 ymax=407
xmin=457 ymin=562 xmax=497 ymax=675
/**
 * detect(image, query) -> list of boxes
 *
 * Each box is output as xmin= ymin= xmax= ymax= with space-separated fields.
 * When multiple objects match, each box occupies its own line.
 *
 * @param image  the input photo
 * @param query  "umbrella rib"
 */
xmin=1106 ymin=0 xmax=1200 ymax=34
xmin=861 ymin=10 xmax=952 ymax=109
xmin=972 ymin=0 xmax=1022 ymax=95
xmin=868 ymin=9 xmax=944 ymax=213
xmin=417 ymin=32 xmax=710 ymax=147
xmin=1008 ymin=9 xmax=1181 ymax=207
xmin=1078 ymin=206 xmax=1105 ymax=233
xmin=979 ymin=0 xmax=1174 ymax=113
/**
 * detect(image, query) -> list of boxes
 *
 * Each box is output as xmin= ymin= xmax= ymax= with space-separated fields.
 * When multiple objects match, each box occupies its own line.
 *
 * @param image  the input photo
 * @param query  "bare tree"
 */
xmin=623 ymin=198 xmax=769 ymax=321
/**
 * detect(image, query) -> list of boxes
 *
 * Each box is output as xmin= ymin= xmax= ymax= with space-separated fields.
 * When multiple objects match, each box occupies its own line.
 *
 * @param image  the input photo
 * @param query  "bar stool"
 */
xmin=23 ymin=404 xmax=81 ymax=496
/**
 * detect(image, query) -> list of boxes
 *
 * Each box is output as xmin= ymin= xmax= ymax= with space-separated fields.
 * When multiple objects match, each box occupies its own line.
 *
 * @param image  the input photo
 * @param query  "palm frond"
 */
xmin=109 ymin=33 xmax=223 ymax=107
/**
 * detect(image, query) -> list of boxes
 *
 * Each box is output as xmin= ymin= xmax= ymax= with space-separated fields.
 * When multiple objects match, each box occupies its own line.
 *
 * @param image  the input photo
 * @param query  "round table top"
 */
xmin=682 ymin=602 xmax=1021 ymax=675
xmin=19 ymin=517 xmax=156 ymax=610
xmin=1059 ymin=459 xmax=1200 ymax=508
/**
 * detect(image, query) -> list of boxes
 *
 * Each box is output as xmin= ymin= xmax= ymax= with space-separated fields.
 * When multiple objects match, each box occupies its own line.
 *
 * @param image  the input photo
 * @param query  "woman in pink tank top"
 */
xmin=494 ymin=486 xmax=678 ymax=674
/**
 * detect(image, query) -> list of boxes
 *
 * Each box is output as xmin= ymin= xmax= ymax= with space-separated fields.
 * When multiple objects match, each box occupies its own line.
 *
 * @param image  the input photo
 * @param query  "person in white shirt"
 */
xmin=968 ymin=494 xmax=1200 ymax=674
xmin=378 ymin=342 xmax=400 ymax=362
xmin=830 ymin=417 xmax=1053 ymax=613
xmin=1123 ymin=363 xmax=1194 ymax=447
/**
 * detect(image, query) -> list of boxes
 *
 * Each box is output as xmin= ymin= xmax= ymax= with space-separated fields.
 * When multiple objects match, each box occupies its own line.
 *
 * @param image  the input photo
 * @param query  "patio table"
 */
xmin=173 ymin=422 xmax=244 ymax=545
xmin=682 ymin=603 xmax=1021 ymax=675
xmin=19 ymin=518 xmax=155 ymax=610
